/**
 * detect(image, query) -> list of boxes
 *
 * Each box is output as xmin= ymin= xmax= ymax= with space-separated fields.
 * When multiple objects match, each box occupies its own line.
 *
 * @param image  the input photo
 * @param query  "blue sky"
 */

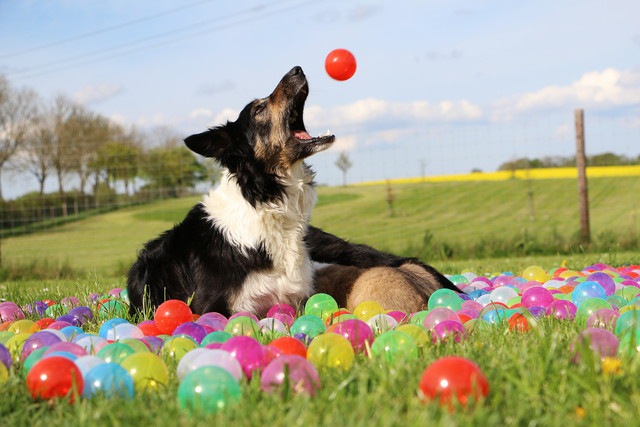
xmin=1 ymin=0 xmax=639 ymax=197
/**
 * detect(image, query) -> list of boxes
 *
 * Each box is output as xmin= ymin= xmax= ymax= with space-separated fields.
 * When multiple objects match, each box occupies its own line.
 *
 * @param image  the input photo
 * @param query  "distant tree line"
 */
xmin=0 ymin=74 xmax=218 ymax=232
xmin=498 ymin=153 xmax=639 ymax=171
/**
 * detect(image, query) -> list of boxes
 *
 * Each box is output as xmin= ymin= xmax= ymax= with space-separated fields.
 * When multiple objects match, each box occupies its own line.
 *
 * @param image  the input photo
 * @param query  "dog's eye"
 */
xmin=254 ymin=104 xmax=266 ymax=116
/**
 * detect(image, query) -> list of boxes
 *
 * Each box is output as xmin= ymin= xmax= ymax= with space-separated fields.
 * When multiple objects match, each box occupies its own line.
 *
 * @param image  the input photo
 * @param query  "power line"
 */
xmin=0 ymin=0 xmax=214 ymax=59
xmin=7 ymin=0 xmax=316 ymax=81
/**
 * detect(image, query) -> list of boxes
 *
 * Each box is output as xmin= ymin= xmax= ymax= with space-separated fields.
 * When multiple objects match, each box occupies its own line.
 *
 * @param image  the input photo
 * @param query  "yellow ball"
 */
xmin=395 ymin=324 xmax=430 ymax=348
xmin=0 ymin=363 xmax=8 ymax=384
xmin=521 ymin=265 xmax=549 ymax=283
xmin=120 ymin=353 xmax=169 ymax=393
xmin=160 ymin=336 xmax=198 ymax=363
xmin=8 ymin=320 xmax=40 ymax=334
xmin=353 ymin=301 xmax=385 ymax=321
xmin=6 ymin=332 xmax=31 ymax=362
xmin=307 ymin=333 xmax=355 ymax=371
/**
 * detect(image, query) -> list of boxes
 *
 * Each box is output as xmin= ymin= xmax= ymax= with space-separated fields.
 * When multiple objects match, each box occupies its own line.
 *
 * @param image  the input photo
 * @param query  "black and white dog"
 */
xmin=127 ymin=66 xmax=458 ymax=317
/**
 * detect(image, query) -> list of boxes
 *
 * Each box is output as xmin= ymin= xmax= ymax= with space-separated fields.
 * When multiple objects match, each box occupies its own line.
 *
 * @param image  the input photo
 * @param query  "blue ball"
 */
xmin=83 ymin=362 xmax=134 ymax=398
xmin=572 ymin=281 xmax=606 ymax=306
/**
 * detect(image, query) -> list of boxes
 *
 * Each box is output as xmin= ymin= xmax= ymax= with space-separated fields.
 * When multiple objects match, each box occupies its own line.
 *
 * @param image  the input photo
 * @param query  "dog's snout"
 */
xmin=289 ymin=66 xmax=304 ymax=77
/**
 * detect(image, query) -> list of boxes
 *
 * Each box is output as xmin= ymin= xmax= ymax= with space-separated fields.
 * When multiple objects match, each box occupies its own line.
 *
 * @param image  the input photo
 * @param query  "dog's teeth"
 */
xmin=326 ymin=129 xmax=331 ymax=136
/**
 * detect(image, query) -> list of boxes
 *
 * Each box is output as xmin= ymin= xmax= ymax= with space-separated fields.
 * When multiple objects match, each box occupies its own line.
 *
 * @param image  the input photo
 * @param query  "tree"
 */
xmin=141 ymin=143 xmax=208 ymax=197
xmin=335 ymin=151 xmax=353 ymax=187
xmin=0 ymin=75 xmax=39 ymax=200
xmin=50 ymin=95 xmax=78 ymax=215
xmin=11 ymin=106 xmax=55 ymax=195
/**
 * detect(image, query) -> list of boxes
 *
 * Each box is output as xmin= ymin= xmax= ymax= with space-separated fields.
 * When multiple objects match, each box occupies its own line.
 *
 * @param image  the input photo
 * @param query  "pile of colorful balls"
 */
xmin=0 ymin=263 xmax=639 ymax=412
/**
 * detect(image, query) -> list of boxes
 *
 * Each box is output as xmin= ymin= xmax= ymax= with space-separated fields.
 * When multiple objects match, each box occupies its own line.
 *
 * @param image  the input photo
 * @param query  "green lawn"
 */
xmin=3 ymin=177 xmax=638 ymax=279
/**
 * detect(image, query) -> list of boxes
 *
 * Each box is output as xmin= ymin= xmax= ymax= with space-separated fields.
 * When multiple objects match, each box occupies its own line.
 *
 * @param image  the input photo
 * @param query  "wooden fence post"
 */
xmin=575 ymin=109 xmax=590 ymax=244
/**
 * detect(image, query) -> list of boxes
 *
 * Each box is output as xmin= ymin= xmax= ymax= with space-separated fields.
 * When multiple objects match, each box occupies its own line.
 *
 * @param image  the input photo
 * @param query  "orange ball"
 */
xmin=153 ymin=300 xmax=193 ymax=335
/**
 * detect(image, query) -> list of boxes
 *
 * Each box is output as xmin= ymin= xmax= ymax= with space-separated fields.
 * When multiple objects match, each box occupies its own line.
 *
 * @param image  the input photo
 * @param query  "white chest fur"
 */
xmin=201 ymin=165 xmax=317 ymax=315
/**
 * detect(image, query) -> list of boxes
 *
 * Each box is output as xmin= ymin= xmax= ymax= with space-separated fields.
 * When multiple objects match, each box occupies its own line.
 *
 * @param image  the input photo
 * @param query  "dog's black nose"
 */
xmin=289 ymin=66 xmax=304 ymax=76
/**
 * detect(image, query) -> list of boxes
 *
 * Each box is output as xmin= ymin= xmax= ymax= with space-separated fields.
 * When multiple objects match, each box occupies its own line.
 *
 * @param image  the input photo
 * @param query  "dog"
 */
xmin=127 ymin=66 xmax=459 ymax=318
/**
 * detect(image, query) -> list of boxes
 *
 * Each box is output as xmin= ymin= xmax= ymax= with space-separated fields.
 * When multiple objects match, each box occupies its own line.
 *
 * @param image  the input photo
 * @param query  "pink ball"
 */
xmin=0 ymin=302 xmax=25 ymax=322
xmin=545 ymin=299 xmax=577 ymax=320
xmin=220 ymin=336 xmax=265 ymax=379
xmin=521 ymin=287 xmax=555 ymax=308
xmin=423 ymin=308 xmax=460 ymax=331
xmin=172 ymin=322 xmax=207 ymax=344
xmin=260 ymin=355 xmax=320 ymax=396
xmin=331 ymin=319 xmax=374 ymax=354
xmin=267 ymin=303 xmax=297 ymax=319
xmin=432 ymin=320 xmax=467 ymax=343
xmin=196 ymin=312 xmax=228 ymax=331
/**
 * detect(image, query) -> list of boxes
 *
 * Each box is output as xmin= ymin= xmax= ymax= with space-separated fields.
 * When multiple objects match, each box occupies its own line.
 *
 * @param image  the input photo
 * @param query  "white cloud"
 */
xmin=73 ymin=83 xmax=123 ymax=105
xmin=491 ymin=68 xmax=640 ymax=121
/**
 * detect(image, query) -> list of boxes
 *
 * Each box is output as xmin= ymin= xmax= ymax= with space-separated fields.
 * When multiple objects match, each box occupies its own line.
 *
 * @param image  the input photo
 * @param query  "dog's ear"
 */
xmin=184 ymin=126 xmax=233 ymax=158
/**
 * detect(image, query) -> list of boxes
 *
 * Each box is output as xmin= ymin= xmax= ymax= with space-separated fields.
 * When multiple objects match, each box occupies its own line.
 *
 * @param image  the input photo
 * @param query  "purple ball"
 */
xmin=172 ymin=322 xmax=207 ymax=344
xmin=586 ymin=309 xmax=620 ymax=330
xmin=21 ymin=331 xmax=63 ymax=362
xmin=527 ymin=306 xmax=548 ymax=318
xmin=0 ymin=343 xmax=11 ymax=369
xmin=68 ymin=306 xmax=94 ymax=326
xmin=196 ymin=312 xmax=228 ymax=331
xmin=140 ymin=336 xmax=164 ymax=354
xmin=23 ymin=301 xmax=49 ymax=317
xmin=586 ymin=272 xmax=616 ymax=296
xmin=260 ymin=355 xmax=320 ymax=396
xmin=546 ymin=300 xmax=577 ymax=320
xmin=56 ymin=314 xmax=80 ymax=326
xmin=220 ymin=336 xmax=265 ymax=379
xmin=60 ymin=296 xmax=81 ymax=308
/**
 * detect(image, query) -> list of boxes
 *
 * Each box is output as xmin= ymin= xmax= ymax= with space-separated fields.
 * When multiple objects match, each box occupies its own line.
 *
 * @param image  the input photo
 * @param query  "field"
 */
xmin=2 ymin=176 xmax=640 ymax=278
xmin=1 ymin=176 xmax=640 ymax=426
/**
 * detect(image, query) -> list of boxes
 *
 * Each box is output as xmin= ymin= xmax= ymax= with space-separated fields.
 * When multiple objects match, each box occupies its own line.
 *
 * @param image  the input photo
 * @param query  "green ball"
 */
xmin=615 ymin=310 xmax=640 ymax=337
xmin=178 ymin=366 xmax=241 ymax=414
xmin=200 ymin=331 xmax=233 ymax=346
xmin=97 ymin=342 xmax=135 ymax=364
xmin=99 ymin=300 xmax=127 ymax=320
xmin=575 ymin=297 xmax=611 ymax=322
xmin=305 ymin=293 xmax=339 ymax=321
xmin=224 ymin=316 xmax=260 ymax=338
xmin=161 ymin=336 xmax=197 ymax=362
xmin=290 ymin=314 xmax=325 ymax=339
xmin=428 ymin=288 xmax=463 ymax=311
xmin=22 ymin=346 xmax=48 ymax=379
xmin=370 ymin=330 xmax=418 ymax=364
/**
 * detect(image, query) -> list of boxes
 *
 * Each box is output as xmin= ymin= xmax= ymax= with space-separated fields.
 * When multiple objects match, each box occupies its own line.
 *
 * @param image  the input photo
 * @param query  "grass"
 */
xmin=2 ymin=176 xmax=639 ymax=279
xmin=2 ymin=272 xmax=640 ymax=426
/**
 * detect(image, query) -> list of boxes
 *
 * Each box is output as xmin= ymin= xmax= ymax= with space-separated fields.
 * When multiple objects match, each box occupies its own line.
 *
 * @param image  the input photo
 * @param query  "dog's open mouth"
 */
xmin=288 ymin=84 xmax=335 ymax=146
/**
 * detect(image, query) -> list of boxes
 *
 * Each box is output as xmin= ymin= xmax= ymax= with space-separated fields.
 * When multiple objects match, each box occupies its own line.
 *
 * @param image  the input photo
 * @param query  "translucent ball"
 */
xmin=305 ymin=293 xmax=339 ymax=321
xmin=307 ymin=333 xmax=355 ymax=371
xmin=290 ymin=315 xmax=326 ymax=339
xmin=220 ymin=336 xmax=265 ymax=379
xmin=82 ymin=362 xmax=134 ymax=399
xmin=223 ymin=316 xmax=260 ymax=338
xmin=521 ymin=265 xmax=549 ymax=283
xmin=178 ymin=366 xmax=241 ymax=414
xmin=423 ymin=308 xmax=461 ymax=331
xmin=331 ymin=319 xmax=374 ymax=354
xmin=367 ymin=314 xmax=398 ymax=334
xmin=572 ymin=281 xmax=607 ymax=306
xmin=120 ymin=352 xmax=169 ymax=393
xmin=521 ymin=287 xmax=555 ymax=308
xmin=260 ymin=355 xmax=320 ymax=396
xmin=352 ymin=301 xmax=386 ymax=321
xmin=428 ymin=289 xmax=463 ymax=311
xmin=571 ymin=327 xmax=619 ymax=363
xmin=370 ymin=330 xmax=418 ymax=364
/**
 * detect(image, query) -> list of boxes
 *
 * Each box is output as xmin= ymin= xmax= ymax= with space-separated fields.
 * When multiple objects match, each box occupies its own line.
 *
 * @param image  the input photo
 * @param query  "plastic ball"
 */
xmin=258 ymin=318 xmax=288 ymax=335
xmin=521 ymin=287 xmax=555 ymax=308
xmin=26 ymin=356 xmax=84 ymax=402
xmin=154 ymin=300 xmax=193 ymax=335
xmin=161 ymin=336 xmax=198 ymax=362
xmin=8 ymin=319 xmax=39 ymax=334
xmin=614 ymin=310 xmax=640 ymax=337
xmin=325 ymin=48 xmax=357 ymax=81
xmin=74 ymin=355 xmax=106 ymax=377
xmin=428 ymin=289 xmax=463 ymax=311
xmin=98 ymin=317 xmax=129 ymax=339
xmin=224 ymin=316 xmax=260 ymax=338
xmin=21 ymin=331 xmax=62 ymax=362
xmin=220 ymin=336 xmax=265 ymax=379
xmin=97 ymin=342 xmax=135 ymax=364
xmin=267 ymin=303 xmax=296 ymax=319
xmin=201 ymin=331 xmax=233 ymax=346
xmin=571 ymin=327 xmax=619 ymax=363
xmin=521 ymin=265 xmax=549 ymax=283
xmin=586 ymin=272 xmax=616 ymax=296
xmin=290 ymin=314 xmax=326 ymax=339
xmin=572 ymin=281 xmax=607 ymax=306
xmin=419 ymin=356 xmax=489 ymax=407
xmin=0 ymin=363 xmax=7 ymax=384
xmin=106 ymin=323 xmax=144 ymax=341
xmin=196 ymin=312 xmax=228 ymax=331
xmin=432 ymin=320 xmax=467 ymax=343
xmin=307 ymin=333 xmax=355 ymax=371
xmin=190 ymin=348 xmax=244 ymax=381
xmin=178 ymin=366 xmax=241 ymax=414
xmin=370 ymin=330 xmax=418 ymax=364
xmin=575 ymin=298 xmax=612 ymax=321
xmin=172 ymin=322 xmax=207 ymax=344
xmin=0 ymin=302 xmax=25 ymax=322
xmin=395 ymin=324 xmax=431 ymax=348
xmin=546 ymin=299 xmax=577 ymax=320
xmin=268 ymin=336 xmax=307 ymax=358
xmin=353 ymin=301 xmax=386 ymax=321
xmin=0 ymin=343 xmax=12 ymax=369
xmin=367 ymin=313 xmax=398 ymax=334
xmin=305 ymin=293 xmax=339 ymax=321
xmin=82 ymin=362 xmax=134 ymax=398
xmin=331 ymin=319 xmax=374 ymax=354
xmin=261 ymin=355 xmax=320 ymax=397
xmin=98 ymin=300 xmax=127 ymax=320
xmin=120 ymin=352 xmax=169 ymax=393
xmin=586 ymin=309 xmax=620 ymax=330
xmin=22 ymin=347 xmax=48 ymax=379
xmin=423 ymin=307 xmax=461 ymax=331
xmin=74 ymin=335 xmax=108 ymax=355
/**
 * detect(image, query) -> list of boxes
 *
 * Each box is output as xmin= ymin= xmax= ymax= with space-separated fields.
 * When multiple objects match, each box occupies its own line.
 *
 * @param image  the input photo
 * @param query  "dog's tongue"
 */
xmin=293 ymin=130 xmax=312 ymax=140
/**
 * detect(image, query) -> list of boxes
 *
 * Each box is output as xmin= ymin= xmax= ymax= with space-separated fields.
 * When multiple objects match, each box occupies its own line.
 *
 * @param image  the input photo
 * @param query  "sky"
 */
xmin=1 ymin=0 xmax=639 ymax=198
